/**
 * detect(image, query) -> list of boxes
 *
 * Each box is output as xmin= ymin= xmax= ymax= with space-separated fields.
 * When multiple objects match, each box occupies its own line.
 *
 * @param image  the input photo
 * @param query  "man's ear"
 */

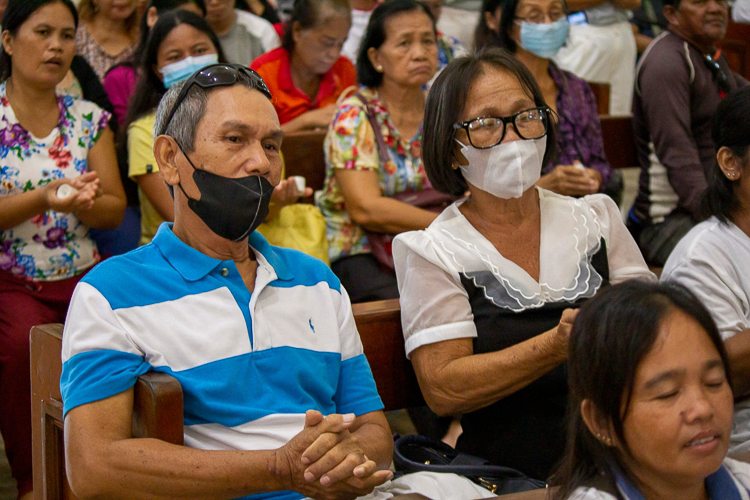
xmin=663 ymin=4 xmax=679 ymax=27
xmin=580 ymin=399 xmax=619 ymax=448
xmin=153 ymin=135 xmax=182 ymax=188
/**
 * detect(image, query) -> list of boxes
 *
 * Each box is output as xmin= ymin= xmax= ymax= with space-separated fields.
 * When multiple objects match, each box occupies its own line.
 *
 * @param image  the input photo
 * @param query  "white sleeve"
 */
xmin=661 ymin=255 xmax=749 ymax=340
xmin=395 ymin=243 xmax=477 ymax=359
xmin=565 ymin=487 xmax=620 ymax=500
xmin=256 ymin=15 xmax=280 ymax=51
xmin=586 ymin=194 xmax=656 ymax=284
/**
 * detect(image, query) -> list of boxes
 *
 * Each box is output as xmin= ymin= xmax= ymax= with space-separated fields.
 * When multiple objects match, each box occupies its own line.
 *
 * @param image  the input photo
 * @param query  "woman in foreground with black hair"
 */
xmin=662 ymin=86 xmax=750 ymax=460
xmin=552 ymin=280 xmax=748 ymax=499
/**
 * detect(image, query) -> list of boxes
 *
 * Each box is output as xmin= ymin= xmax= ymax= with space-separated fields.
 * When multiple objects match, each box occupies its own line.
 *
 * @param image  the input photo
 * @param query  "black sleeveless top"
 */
xmin=454 ymin=239 xmax=610 ymax=481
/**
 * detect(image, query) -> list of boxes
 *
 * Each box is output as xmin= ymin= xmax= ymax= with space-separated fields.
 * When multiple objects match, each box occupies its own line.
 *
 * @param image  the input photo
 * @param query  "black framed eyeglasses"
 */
xmin=453 ymin=106 xmax=552 ymax=149
xmin=159 ymin=63 xmax=273 ymax=136
xmin=703 ymin=54 xmax=730 ymax=96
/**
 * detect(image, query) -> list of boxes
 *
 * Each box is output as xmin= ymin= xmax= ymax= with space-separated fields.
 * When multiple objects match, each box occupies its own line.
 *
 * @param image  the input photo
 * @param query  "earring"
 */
xmin=596 ymin=433 xmax=612 ymax=446
xmin=376 ymin=65 xmax=383 ymax=72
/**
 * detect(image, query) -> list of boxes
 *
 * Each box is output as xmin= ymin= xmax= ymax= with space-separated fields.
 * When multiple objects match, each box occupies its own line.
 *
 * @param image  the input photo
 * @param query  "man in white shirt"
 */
xmin=341 ymin=0 xmax=378 ymax=63
xmin=206 ymin=0 xmax=281 ymax=65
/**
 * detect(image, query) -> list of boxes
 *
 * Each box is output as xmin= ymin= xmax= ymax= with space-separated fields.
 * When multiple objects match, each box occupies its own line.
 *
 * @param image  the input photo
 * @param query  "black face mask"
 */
xmin=176 ymin=145 xmax=275 ymax=242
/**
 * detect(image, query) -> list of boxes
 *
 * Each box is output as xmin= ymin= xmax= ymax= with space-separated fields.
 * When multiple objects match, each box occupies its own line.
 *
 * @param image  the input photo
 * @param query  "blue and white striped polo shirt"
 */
xmin=61 ymin=223 xmax=383 ymax=500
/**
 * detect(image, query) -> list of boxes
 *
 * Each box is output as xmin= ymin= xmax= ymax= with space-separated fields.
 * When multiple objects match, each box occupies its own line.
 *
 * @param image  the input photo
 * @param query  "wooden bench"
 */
xmin=280 ymin=129 xmax=327 ymax=203
xmin=31 ymin=299 xmax=547 ymax=499
xmin=600 ymin=115 xmax=638 ymax=170
xmin=31 ymin=324 xmax=183 ymax=500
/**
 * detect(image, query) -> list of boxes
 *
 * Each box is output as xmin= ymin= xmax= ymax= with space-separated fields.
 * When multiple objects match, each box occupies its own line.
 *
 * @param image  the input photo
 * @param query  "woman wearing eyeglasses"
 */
xmin=488 ymin=0 xmax=619 ymax=201
xmin=392 ymin=49 xmax=654 ymax=481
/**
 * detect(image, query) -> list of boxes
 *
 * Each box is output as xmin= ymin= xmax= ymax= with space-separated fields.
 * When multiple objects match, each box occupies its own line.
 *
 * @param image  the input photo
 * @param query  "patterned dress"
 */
xmin=316 ymin=87 xmax=431 ymax=263
xmin=0 ymin=83 xmax=111 ymax=281
xmin=75 ymin=25 xmax=135 ymax=81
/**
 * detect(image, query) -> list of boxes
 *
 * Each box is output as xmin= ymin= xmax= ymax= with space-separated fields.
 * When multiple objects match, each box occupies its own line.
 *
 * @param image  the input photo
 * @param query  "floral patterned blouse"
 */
xmin=0 ymin=82 xmax=110 ymax=281
xmin=317 ymin=86 xmax=431 ymax=263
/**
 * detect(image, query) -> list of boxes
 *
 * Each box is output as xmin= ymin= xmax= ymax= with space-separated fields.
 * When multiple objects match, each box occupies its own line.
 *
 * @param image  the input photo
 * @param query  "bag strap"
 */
xmin=355 ymin=91 xmax=391 ymax=165
xmin=393 ymin=434 xmax=527 ymax=479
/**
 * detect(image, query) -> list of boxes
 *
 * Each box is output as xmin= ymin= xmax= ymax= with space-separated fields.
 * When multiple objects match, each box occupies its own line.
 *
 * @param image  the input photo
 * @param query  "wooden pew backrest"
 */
xmin=31 ymin=324 xmax=184 ymax=500
xmin=586 ymin=82 xmax=610 ymax=116
xmin=280 ymin=130 xmax=327 ymax=203
xmin=600 ymin=115 xmax=638 ymax=170
xmin=353 ymin=299 xmax=425 ymax=412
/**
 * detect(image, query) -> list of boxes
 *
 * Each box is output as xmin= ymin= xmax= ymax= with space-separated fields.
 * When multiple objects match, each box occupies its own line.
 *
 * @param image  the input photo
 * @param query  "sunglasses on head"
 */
xmin=159 ymin=63 xmax=273 ymax=136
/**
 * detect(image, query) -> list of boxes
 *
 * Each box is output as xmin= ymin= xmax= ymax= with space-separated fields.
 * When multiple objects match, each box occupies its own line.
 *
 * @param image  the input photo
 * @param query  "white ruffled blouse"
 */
xmin=393 ymin=188 xmax=655 ymax=358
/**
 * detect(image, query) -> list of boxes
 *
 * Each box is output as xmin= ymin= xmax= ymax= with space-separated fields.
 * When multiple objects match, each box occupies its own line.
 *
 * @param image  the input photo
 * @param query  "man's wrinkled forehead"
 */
xmin=197 ymin=85 xmax=281 ymax=139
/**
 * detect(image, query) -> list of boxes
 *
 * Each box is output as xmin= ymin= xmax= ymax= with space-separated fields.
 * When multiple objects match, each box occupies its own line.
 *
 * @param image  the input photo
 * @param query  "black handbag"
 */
xmin=393 ymin=434 xmax=547 ymax=495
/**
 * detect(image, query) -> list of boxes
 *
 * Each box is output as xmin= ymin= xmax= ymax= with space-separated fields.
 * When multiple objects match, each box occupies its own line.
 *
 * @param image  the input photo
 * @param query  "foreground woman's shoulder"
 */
xmin=724 ymin=457 xmax=750 ymax=487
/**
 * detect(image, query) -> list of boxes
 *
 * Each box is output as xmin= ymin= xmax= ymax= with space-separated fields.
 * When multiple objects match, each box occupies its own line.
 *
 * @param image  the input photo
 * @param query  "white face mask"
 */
xmin=456 ymin=137 xmax=546 ymax=199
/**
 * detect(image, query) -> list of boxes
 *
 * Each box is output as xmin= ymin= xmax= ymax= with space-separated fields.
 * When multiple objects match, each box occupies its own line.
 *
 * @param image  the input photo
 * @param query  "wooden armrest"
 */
xmin=353 ymin=299 xmax=425 ymax=411
xmin=132 ymin=372 xmax=184 ymax=445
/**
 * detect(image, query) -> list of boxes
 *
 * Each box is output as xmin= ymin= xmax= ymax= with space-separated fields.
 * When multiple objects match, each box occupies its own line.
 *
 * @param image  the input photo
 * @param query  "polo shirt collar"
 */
xmin=248 ymin=231 xmax=293 ymax=281
xmin=152 ymin=223 xmax=293 ymax=282
xmin=610 ymin=461 xmax=746 ymax=500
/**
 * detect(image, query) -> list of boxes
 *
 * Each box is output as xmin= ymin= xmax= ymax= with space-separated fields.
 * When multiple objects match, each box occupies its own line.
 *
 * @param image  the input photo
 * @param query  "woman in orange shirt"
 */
xmin=251 ymin=0 xmax=355 ymax=133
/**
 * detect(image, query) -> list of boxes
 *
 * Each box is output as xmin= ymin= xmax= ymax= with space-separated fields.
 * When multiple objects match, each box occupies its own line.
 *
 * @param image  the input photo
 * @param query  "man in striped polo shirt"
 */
xmin=59 ymin=65 xmax=394 ymax=500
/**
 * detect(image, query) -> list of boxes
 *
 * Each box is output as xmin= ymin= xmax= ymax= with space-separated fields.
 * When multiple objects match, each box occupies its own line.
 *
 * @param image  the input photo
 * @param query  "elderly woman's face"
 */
xmin=618 ymin=310 xmax=733 ymax=489
xmin=292 ymin=5 xmax=351 ymax=76
xmin=368 ymin=10 xmax=437 ymax=89
xmin=454 ymin=65 xmax=537 ymax=156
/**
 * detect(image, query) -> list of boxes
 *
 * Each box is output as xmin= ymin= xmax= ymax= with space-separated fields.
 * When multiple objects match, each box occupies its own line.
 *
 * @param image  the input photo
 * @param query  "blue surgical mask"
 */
xmin=518 ymin=18 xmax=569 ymax=59
xmin=161 ymin=54 xmax=219 ymax=88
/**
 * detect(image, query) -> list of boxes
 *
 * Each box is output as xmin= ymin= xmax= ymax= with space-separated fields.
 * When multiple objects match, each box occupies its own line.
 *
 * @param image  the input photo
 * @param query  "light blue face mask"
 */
xmin=161 ymin=53 xmax=219 ymax=88
xmin=518 ymin=18 xmax=570 ymax=59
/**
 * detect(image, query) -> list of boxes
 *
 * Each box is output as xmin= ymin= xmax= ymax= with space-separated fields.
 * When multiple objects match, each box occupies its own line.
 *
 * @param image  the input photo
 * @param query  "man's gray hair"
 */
xmin=153 ymin=70 xmax=262 ymax=151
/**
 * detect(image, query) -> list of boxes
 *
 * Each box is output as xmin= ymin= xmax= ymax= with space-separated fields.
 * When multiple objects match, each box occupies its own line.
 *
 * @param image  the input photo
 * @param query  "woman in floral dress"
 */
xmin=0 ymin=1 xmax=125 ymax=497
xmin=317 ymin=0 xmax=439 ymax=303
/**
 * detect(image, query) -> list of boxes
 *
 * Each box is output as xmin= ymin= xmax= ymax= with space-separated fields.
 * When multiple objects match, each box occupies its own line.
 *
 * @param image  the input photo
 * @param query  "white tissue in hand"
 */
xmin=56 ymin=184 xmax=77 ymax=199
xmin=292 ymin=176 xmax=306 ymax=192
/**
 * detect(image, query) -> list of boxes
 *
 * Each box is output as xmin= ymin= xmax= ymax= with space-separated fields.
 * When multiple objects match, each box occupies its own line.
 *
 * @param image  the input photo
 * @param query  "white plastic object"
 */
xmin=56 ymin=184 xmax=77 ymax=199
xmin=292 ymin=176 xmax=306 ymax=193
xmin=573 ymin=160 xmax=585 ymax=171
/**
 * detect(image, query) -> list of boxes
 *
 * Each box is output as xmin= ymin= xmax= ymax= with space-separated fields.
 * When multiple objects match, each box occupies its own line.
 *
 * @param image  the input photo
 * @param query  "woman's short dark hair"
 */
xmin=281 ymin=0 xmax=351 ymax=53
xmin=356 ymin=0 xmax=435 ymax=88
xmin=118 ymin=9 xmax=225 ymax=172
xmin=134 ymin=0 xmax=208 ymax=67
xmin=0 ymin=0 xmax=78 ymax=81
xmin=474 ymin=0 xmax=502 ymax=51
xmin=423 ymin=47 xmax=557 ymax=197
xmin=550 ymin=280 xmax=731 ymax=499
xmin=699 ymin=86 xmax=750 ymax=224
